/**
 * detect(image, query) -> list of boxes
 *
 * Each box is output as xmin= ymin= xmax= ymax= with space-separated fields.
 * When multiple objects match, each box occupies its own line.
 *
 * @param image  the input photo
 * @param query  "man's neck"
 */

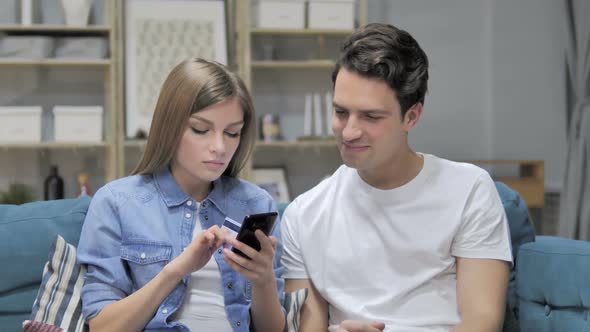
xmin=359 ymin=151 xmax=424 ymax=190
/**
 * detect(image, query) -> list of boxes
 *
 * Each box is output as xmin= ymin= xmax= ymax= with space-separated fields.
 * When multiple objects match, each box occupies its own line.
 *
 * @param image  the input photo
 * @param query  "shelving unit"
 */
xmin=0 ymin=142 xmax=108 ymax=150
xmin=0 ymin=59 xmax=111 ymax=66
xmin=0 ymin=25 xmax=111 ymax=33
xmin=0 ymin=0 xmax=121 ymax=197
xmin=234 ymin=0 xmax=367 ymax=191
xmin=251 ymin=60 xmax=335 ymax=69
xmin=250 ymin=28 xmax=354 ymax=36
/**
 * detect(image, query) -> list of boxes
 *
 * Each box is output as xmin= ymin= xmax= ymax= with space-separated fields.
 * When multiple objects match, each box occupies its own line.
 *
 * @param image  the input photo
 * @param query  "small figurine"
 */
xmin=77 ymin=172 xmax=93 ymax=197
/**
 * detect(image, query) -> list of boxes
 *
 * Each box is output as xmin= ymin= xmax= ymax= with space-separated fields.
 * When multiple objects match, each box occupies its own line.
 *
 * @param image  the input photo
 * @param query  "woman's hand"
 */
xmin=222 ymin=230 xmax=277 ymax=286
xmin=165 ymin=225 xmax=227 ymax=279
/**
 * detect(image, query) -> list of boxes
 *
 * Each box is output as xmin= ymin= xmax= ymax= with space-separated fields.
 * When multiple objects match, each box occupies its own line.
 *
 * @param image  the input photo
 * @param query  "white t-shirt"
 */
xmin=172 ymin=203 xmax=233 ymax=331
xmin=281 ymin=154 xmax=513 ymax=332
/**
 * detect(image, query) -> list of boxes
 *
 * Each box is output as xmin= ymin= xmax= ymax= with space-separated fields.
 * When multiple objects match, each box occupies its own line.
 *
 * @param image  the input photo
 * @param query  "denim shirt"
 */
xmin=76 ymin=168 xmax=284 ymax=332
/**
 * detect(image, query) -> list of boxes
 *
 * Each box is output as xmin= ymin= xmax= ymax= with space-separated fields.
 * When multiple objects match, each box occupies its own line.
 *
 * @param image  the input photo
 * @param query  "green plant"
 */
xmin=0 ymin=183 xmax=36 ymax=205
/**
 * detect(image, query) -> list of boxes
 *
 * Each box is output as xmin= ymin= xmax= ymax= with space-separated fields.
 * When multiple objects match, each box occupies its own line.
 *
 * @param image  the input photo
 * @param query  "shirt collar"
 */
xmin=154 ymin=167 xmax=227 ymax=213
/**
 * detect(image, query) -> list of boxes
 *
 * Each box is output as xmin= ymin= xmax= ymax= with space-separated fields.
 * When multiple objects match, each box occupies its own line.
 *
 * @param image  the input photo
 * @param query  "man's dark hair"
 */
xmin=332 ymin=23 xmax=429 ymax=117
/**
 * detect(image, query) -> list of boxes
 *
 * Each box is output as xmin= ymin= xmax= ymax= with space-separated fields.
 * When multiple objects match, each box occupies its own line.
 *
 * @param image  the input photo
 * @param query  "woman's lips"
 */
xmin=203 ymin=160 xmax=225 ymax=171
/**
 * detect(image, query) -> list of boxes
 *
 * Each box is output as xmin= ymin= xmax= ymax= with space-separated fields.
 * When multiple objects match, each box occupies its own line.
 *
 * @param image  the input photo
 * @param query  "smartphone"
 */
xmin=231 ymin=212 xmax=278 ymax=259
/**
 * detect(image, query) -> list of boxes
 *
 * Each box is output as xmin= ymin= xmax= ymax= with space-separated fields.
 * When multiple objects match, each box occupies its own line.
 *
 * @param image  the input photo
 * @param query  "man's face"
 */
xmin=332 ymin=68 xmax=420 ymax=179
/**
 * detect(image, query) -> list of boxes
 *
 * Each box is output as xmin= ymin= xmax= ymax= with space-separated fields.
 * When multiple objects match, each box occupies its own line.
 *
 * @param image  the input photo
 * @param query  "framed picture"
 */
xmin=252 ymin=168 xmax=290 ymax=203
xmin=125 ymin=0 xmax=228 ymax=138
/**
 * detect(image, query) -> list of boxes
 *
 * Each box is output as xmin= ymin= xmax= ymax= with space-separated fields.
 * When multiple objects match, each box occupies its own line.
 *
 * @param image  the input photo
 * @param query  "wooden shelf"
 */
xmin=124 ymin=140 xmax=147 ymax=148
xmin=251 ymin=28 xmax=353 ymax=36
xmin=0 ymin=24 xmax=110 ymax=34
xmin=0 ymin=59 xmax=111 ymax=67
xmin=0 ymin=142 xmax=110 ymax=149
xmin=252 ymin=60 xmax=335 ymax=69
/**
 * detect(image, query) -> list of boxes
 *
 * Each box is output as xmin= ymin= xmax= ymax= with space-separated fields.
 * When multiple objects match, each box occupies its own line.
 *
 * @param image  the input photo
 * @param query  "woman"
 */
xmin=77 ymin=58 xmax=285 ymax=332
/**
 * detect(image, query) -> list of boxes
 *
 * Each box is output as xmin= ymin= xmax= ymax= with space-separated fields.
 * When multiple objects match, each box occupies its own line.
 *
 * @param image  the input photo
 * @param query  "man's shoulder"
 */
xmin=426 ymin=154 xmax=491 ymax=184
xmin=292 ymin=164 xmax=350 ymax=206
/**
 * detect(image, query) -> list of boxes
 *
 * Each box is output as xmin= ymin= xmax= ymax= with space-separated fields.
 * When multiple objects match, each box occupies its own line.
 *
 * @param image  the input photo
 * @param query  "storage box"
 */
xmin=54 ymin=37 xmax=109 ymax=59
xmin=0 ymin=106 xmax=42 ymax=143
xmin=53 ymin=106 xmax=103 ymax=142
xmin=308 ymin=0 xmax=355 ymax=30
xmin=0 ymin=0 xmax=18 ymax=24
xmin=0 ymin=36 xmax=55 ymax=58
xmin=255 ymin=0 xmax=305 ymax=29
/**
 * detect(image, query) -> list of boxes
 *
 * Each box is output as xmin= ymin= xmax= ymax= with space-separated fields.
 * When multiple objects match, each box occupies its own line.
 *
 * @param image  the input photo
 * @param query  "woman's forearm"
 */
xmin=88 ymin=267 xmax=184 ymax=332
xmin=250 ymin=281 xmax=285 ymax=332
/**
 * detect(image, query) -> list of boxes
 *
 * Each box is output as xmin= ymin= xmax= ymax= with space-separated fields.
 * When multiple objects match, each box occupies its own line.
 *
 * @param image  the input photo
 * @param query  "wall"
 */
xmin=367 ymin=0 xmax=567 ymax=191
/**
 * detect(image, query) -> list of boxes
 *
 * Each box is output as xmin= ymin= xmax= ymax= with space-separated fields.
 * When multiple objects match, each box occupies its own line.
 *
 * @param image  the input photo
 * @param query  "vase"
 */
xmin=60 ymin=0 xmax=92 ymax=26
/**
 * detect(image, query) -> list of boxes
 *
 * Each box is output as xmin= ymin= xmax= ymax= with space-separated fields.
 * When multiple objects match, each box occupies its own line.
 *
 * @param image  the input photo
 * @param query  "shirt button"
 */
xmin=226 ymin=282 xmax=233 ymax=290
xmin=202 ymin=201 xmax=207 ymax=208
xmin=236 ymin=321 xmax=241 ymax=327
xmin=162 ymin=309 xmax=168 ymax=314
xmin=204 ymin=215 xmax=209 ymax=220
xmin=140 ymin=252 xmax=146 ymax=259
xmin=186 ymin=201 xmax=192 ymax=206
xmin=217 ymin=248 xmax=222 ymax=254
xmin=185 ymin=213 xmax=191 ymax=218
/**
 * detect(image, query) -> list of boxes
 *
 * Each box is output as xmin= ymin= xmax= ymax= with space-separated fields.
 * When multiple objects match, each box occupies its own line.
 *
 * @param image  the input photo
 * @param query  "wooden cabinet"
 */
xmin=0 ymin=0 xmax=121 ymax=196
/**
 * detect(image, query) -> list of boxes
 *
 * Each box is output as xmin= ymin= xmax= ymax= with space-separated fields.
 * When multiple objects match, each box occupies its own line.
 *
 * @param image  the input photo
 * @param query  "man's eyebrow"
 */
xmin=333 ymin=102 xmax=389 ymax=114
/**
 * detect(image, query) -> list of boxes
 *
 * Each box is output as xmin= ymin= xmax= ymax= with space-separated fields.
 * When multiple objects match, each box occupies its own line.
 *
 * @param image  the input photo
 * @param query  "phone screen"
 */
xmin=231 ymin=212 xmax=278 ymax=259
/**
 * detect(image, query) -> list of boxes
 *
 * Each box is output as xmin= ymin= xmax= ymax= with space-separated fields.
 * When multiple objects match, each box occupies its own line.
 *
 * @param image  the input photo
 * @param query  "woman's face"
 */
xmin=171 ymin=97 xmax=244 ymax=197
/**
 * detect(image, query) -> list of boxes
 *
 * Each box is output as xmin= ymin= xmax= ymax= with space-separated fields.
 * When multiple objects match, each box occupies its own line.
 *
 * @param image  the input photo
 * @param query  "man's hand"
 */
xmin=335 ymin=320 xmax=386 ymax=332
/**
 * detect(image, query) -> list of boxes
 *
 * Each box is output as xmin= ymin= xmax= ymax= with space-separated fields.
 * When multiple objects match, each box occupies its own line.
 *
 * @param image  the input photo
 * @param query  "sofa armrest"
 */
xmin=516 ymin=236 xmax=590 ymax=332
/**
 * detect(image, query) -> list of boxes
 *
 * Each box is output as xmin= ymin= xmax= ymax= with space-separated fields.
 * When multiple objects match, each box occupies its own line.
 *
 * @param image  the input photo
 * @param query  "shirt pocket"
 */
xmin=120 ymin=241 xmax=173 ymax=288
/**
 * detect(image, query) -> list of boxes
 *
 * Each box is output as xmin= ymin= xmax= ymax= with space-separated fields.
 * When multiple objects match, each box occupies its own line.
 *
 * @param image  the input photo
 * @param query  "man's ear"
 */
xmin=403 ymin=103 xmax=423 ymax=131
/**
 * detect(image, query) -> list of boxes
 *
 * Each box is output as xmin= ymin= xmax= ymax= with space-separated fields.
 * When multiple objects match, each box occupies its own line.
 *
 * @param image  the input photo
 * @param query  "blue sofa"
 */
xmin=1 ymin=184 xmax=589 ymax=332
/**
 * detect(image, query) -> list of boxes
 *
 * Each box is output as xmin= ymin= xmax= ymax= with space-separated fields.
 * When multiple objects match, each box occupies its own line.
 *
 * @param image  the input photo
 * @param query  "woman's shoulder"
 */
xmin=219 ymin=176 xmax=274 ymax=205
xmin=94 ymin=174 xmax=156 ymax=203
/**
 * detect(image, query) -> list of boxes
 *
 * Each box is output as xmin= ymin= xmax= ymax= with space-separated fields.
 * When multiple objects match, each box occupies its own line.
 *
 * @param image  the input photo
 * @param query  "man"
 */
xmin=281 ymin=23 xmax=512 ymax=332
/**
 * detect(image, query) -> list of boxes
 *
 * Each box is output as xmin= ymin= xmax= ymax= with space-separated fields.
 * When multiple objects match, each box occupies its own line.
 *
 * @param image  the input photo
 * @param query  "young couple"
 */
xmin=78 ymin=23 xmax=511 ymax=332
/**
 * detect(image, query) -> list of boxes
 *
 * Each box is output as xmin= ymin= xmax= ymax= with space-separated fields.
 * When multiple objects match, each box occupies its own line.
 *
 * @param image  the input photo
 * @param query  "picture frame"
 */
xmin=252 ymin=167 xmax=290 ymax=203
xmin=125 ymin=0 xmax=228 ymax=138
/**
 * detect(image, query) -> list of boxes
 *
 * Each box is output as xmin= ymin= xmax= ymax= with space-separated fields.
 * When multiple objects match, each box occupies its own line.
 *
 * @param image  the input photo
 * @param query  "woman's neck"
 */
xmin=169 ymin=166 xmax=212 ymax=202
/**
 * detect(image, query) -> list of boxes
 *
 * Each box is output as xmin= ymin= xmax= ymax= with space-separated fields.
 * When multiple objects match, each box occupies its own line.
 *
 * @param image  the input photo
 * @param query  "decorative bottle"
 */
xmin=44 ymin=165 xmax=64 ymax=200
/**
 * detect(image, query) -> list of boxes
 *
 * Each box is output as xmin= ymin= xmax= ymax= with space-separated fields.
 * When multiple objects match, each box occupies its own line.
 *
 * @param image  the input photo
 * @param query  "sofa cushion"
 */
xmin=284 ymin=288 xmax=308 ymax=332
xmin=0 ymin=197 xmax=90 ymax=332
xmin=29 ymin=235 xmax=87 ymax=332
xmin=517 ymin=236 xmax=590 ymax=332
xmin=495 ymin=182 xmax=536 ymax=263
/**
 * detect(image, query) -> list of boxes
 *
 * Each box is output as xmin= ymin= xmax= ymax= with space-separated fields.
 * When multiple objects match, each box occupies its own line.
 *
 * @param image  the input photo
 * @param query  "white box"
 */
xmin=308 ymin=0 xmax=355 ymax=30
xmin=0 ymin=106 xmax=42 ymax=143
xmin=53 ymin=106 xmax=103 ymax=142
xmin=255 ymin=0 xmax=305 ymax=29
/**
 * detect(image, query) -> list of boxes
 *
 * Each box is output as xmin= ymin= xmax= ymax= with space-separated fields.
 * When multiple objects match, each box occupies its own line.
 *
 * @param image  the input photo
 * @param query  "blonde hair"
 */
xmin=132 ymin=58 xmax=256 ymax=177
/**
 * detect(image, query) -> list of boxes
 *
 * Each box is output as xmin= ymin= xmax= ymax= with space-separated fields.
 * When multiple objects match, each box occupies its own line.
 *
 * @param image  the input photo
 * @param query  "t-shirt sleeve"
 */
xmin=451 ymin=173 xmax=513 ymax=265
xmin=280 ymin=199 xmax=309 ymax=279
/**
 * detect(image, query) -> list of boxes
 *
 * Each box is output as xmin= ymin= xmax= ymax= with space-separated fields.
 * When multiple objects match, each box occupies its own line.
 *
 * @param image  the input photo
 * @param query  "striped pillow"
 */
xmin=28 ymin=235 xmax=87 ymax=332
xmin=283 ymin=288 xmax=308 ymax=332
xmin=22 ymin=320 xmax=65 ymax=332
